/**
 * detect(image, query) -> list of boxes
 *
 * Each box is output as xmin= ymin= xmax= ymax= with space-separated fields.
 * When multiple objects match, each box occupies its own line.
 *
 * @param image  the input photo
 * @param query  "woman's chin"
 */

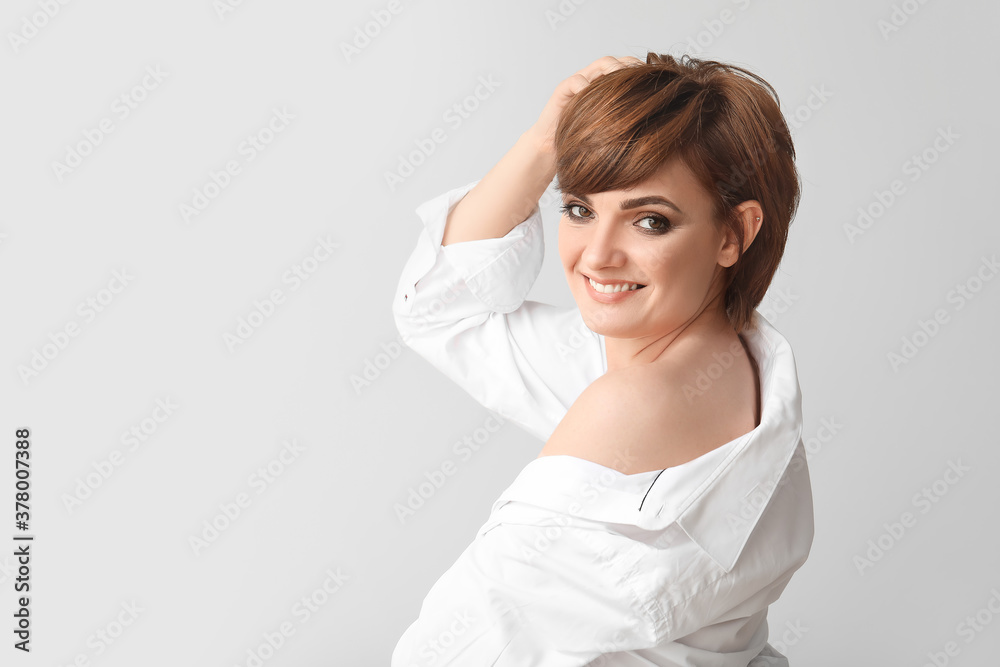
xmin=578 ymin=314 xmax=635 ymax=340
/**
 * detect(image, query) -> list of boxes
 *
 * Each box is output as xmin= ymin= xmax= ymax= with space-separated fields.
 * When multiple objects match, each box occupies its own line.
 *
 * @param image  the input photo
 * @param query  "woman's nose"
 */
xmin=581 ymin=220 xmax=625 ymax=268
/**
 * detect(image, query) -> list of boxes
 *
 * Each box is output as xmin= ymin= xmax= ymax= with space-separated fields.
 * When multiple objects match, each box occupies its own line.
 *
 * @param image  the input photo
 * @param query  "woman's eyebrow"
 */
xmin=619 ymin=195 xmax=683 ymax=214
xmin=566 ymin=192 xmax=683 ymax=215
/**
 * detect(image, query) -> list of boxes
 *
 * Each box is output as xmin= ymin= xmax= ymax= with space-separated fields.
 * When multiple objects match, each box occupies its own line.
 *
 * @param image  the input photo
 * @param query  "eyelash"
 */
xmin=559 ymin=203 xmax=672 ymax=234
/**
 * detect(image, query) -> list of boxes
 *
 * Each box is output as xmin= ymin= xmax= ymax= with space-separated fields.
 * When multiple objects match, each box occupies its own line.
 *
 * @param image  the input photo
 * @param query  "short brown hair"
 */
xmin=554 ymin=52 xmax=801 ymax=333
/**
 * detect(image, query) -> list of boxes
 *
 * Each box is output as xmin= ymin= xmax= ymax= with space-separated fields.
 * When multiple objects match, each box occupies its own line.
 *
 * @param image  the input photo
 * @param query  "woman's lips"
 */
xmin=583 ymin=274 xmax=646 ymax=303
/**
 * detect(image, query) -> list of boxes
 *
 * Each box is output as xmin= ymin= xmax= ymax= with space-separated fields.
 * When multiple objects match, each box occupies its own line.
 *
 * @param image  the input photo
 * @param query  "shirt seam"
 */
xmin=610 ymin=541 xmax=670 ymax=648
xmin=649 ymin=563 xmax=731 ymax=645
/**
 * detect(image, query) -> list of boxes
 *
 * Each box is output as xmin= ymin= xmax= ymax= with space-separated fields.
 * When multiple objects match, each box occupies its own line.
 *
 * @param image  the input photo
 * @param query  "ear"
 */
xmin=718 ymin=200 xmax=764 ymax=268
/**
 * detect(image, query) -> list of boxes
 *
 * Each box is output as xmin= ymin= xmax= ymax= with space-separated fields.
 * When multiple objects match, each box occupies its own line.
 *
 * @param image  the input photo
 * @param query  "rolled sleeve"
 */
xmin=394 ymin=179 xmax=544 ymax=317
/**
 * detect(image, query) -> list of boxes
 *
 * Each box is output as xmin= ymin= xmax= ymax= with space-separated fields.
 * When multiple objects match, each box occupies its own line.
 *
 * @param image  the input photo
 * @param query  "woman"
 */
xmin=391 ymin=53 xmax=813 ymax=666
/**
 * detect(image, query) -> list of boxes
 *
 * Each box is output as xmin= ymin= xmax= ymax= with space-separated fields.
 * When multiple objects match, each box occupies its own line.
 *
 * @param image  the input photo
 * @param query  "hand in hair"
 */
xmin=527 ymin=55 xmax=645 ymax=156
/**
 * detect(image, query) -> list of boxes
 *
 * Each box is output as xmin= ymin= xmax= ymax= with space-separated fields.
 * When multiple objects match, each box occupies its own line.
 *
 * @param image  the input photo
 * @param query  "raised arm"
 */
xmin=441 ymin=55 xmax=644 ymax=247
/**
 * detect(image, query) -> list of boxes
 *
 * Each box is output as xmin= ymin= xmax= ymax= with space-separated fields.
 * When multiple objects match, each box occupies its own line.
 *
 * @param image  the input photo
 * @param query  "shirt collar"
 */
xmin=489 ymin=310 xmax=803 ymax=574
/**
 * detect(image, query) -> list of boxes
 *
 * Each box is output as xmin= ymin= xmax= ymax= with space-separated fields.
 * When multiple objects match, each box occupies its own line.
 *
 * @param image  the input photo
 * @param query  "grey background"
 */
xmin=2 ymin=0 xmax=998 ymax=665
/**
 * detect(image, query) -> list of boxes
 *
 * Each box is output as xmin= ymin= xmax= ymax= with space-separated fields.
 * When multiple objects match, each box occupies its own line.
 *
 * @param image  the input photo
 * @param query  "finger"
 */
xmin=563 ymin=72 xmax=595 ymax=97
xmin=557 ymin=55 xmax=644 ymax=103
xmin=580 ymin=55 xmax=642 ymax=84
xmin=577 ymin=55 xmax=624 ymax=82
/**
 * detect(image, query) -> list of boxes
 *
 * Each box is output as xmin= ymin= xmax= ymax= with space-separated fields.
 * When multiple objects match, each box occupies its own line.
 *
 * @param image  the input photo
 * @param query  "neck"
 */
xmin=603 ymin=294 xmax=733 ymax=373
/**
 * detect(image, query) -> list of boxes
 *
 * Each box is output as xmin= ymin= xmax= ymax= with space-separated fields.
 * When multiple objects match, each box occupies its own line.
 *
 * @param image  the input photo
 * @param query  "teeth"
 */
xmin=588 ymin=277 xmax=642 ymax=294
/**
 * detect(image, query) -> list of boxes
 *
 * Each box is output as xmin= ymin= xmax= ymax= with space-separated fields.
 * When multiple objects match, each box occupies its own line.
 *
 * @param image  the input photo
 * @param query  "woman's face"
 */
xmin=558 ymin=155 xmax=734 ymax=340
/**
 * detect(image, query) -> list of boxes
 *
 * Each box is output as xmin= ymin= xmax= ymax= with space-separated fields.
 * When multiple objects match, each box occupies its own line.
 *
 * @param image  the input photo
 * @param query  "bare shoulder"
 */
xmin=537 ymin=364 xmax=698 ymax=474
xmin=537 ymin=342 xmax=757 ymax=474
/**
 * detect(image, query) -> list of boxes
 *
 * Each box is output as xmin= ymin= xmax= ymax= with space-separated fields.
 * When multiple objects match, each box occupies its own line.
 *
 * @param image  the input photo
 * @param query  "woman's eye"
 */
xmin=562 ymin=204 xmax=592 ymax=219
xmin=636 ymin=215 xmax=669 ymax=232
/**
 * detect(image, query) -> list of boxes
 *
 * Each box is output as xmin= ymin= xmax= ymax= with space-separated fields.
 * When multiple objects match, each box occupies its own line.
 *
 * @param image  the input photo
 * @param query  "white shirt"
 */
xmin=390 ymin=180 xmax=814 ymax=666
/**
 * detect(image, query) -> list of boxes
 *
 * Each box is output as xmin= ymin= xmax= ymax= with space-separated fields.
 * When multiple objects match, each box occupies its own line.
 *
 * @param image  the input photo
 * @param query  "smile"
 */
xmin=583 ymin=274 xmax=646 ymax=302
xmin=587 ymin=276 xmax=645 ymax=293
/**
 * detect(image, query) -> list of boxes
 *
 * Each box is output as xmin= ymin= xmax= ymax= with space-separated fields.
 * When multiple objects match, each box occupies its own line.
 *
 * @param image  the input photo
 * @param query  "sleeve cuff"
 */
xmin=413 ymin=180 xmax=546 ymax=314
